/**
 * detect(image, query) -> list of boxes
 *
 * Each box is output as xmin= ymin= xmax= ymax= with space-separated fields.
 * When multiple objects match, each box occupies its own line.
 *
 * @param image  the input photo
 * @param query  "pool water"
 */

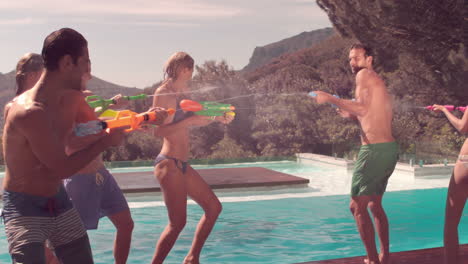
xmin=1 ymin=187 xmax=468 ymax=263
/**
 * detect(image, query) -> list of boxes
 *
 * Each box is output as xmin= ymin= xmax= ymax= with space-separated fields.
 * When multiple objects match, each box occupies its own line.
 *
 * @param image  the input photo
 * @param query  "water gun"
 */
xmin=179 ymin=100 xmax=236 ymax=117
xmin=75 ymin=108 xmax=175 ymax=136
xmin=99 ymin=109 xmax=120 ymax=118
xmin=424 ymin=105 xmax=456 ymax=111
xmin=308 ymin=91 xmax=340 ymax=108
xmin=86 ymin=94 xmax=150 ymax=112
xmin=424 ymin=105 xmax=467 ymax=113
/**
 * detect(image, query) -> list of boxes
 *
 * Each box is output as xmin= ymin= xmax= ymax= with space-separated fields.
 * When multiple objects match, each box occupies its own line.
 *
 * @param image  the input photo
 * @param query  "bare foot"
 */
xmin=379 ymin=252 xmax=390 ymax=264
xmin=183 ymin=256 xmax=199 ymax=264
xmin=364 ymin=258 xmax=380 ymax=264
xmin=364 ymin=253 xmax=389 ymax=264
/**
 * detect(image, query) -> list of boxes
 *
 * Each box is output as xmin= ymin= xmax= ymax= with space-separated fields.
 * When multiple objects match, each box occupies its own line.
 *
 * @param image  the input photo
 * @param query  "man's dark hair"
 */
xmin=41 ymin=28 xmax=87 ymax=71
xmin=350 ymin=43 xmax=373 ymax=57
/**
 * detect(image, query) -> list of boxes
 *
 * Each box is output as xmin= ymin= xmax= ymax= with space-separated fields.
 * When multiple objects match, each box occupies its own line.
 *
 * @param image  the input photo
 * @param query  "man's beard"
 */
xmin=351 ymin=66 xmax=365 ymax=75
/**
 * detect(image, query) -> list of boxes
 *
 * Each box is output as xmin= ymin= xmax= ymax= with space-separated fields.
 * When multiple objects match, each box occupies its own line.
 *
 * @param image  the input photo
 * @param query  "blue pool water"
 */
xmin=1 ymin=187 xmax=468 ymax=263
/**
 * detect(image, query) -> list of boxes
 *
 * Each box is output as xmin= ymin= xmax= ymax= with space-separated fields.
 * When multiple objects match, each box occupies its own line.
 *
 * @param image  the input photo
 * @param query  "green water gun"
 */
xmin=179 ymin=100 xmax=236 ymax=117
xmin=86 ymin=94 xmax=150 ymax=112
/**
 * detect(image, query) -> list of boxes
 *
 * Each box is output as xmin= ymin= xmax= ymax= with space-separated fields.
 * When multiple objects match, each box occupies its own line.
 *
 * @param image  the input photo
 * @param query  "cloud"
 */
xmin=0 ymin=17 xmax=44 ymax=25
xmin=69 ymin=18 xmax=200 ymax=27
xmin=291 ymin=0 xmax=318 ymax=4
xmin=0 ymin=0 xmax=245 ymax=19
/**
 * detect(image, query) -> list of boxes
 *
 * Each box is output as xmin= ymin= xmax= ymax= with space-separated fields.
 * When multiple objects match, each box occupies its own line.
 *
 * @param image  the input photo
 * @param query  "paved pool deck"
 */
xmin=296 ymin=244 xmax=468 ymax=264
xmin=0 ymin=167 xmax=310 ymax=196
xmin=115 ymin=166 xmax=309 ymax=193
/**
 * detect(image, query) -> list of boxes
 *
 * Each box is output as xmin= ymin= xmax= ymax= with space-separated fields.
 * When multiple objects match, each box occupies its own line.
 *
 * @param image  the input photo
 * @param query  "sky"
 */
xmin=0 ymin=0 xmax=332 ymax=88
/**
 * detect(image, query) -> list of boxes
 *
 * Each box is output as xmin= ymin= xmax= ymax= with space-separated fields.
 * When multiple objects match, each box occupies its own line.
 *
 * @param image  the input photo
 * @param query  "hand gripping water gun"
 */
xmin=179 ymin=100 xmax=236 ymax=117
xmin=74 ymin=108 xmax=175 ymax=136
xmin=86 ymin=94 xmax=150 ymax=112
xmin=308 ymin=91 xmax=340 ymax=108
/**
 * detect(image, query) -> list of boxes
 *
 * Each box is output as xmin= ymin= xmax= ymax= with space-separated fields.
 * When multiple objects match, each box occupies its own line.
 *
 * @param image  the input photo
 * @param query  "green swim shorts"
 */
xmin=351 ymin=141 xmax=399 ymax=197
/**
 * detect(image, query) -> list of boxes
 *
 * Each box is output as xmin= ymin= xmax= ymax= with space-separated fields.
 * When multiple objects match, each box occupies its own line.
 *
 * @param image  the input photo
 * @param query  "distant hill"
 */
xmin=0 ymin=71 xmax=142 ymax=129
xmin=241 ymin=27 xmax=334 ymax=73
xmin=0 ymin=70 xmax=141 ymax=109
xmin=0 ymin=71 xmax=18 ymax=112
xmin=85 ymin=76 xmax=141 ymax=98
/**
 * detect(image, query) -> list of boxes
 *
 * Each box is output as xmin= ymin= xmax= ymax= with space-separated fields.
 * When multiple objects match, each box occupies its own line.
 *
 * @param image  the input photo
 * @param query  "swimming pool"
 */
xmin=0 ymin=161 xmax=464 ymax=263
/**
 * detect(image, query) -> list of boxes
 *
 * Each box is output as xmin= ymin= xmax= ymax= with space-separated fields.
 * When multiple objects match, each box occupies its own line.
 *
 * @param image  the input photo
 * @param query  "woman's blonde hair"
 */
xmin=15 ymin=53 xmax=44 ymax=95
xmin=163 ymin=52 xmax=194 ymax=81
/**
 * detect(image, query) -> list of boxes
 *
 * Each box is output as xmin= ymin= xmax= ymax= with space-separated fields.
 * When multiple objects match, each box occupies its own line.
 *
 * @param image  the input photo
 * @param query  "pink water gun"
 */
xmin=425 ymin=105 xmax=466 ymax=113
xmin=425 ymin=105 xmax=455 ymax=111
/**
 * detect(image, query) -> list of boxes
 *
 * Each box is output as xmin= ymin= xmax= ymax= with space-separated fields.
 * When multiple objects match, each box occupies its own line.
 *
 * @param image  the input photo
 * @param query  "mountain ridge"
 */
xmin=241 ymin=27 xmax=334 ymax=72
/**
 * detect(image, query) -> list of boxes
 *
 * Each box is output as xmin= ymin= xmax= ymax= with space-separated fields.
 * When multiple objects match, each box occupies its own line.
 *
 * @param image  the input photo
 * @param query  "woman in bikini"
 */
xmin=433 ymin=104 xmax=468 ymax=264
xmin=151 ymin=52 xmax=233 ymax=264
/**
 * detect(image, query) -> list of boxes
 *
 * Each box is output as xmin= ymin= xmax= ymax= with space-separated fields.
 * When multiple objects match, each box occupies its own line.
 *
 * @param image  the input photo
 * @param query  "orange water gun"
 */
xmin=75 ymin=109 xmax=175 ymax=136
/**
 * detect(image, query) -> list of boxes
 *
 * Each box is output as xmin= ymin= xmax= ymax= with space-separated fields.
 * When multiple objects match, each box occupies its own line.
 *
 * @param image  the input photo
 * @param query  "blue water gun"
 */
xmin=308 ymin=91 xmax=340 ymax=108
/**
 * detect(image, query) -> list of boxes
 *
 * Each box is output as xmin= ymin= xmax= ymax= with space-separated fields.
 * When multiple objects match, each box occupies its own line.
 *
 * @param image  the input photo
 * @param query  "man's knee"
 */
xmin=110 ymin=209 xmax=134 ymax=234
xmin=349 ymin=199 xmax=368 ymax=216
xmin=115 ymin=216 xmax=134 ymax=234
xmin=368 ymin=200 xmax=384 ymax=215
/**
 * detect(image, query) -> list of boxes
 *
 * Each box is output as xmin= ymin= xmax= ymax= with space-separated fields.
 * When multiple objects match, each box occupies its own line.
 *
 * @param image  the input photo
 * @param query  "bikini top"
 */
xmin=171 ymin=97 xmax=194 ymax=124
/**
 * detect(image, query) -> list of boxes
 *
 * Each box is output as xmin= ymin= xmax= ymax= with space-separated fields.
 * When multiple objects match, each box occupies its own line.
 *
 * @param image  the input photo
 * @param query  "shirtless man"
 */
xmin=312 ymin=43 xmax=398 ymax=264
xmin=432 ymin=104 xmax=468 ymax=264
xmin=1 ymin=28 xmax=124 ymax=264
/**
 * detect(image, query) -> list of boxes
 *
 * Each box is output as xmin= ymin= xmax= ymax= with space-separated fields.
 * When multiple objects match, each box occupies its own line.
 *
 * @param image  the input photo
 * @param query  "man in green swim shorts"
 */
xmin=312 ymin=43 xmax=398 ymax=264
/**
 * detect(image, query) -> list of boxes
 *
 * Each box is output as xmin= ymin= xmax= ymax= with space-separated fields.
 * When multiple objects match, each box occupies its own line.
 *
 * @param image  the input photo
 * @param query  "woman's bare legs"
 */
xmin=183 ymin=166 xmax=222 ymax=264
xmin=444 ymin=162 xmax=468 ymax=264
xmin=152 ymin=160 xmax=188 ymax=264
